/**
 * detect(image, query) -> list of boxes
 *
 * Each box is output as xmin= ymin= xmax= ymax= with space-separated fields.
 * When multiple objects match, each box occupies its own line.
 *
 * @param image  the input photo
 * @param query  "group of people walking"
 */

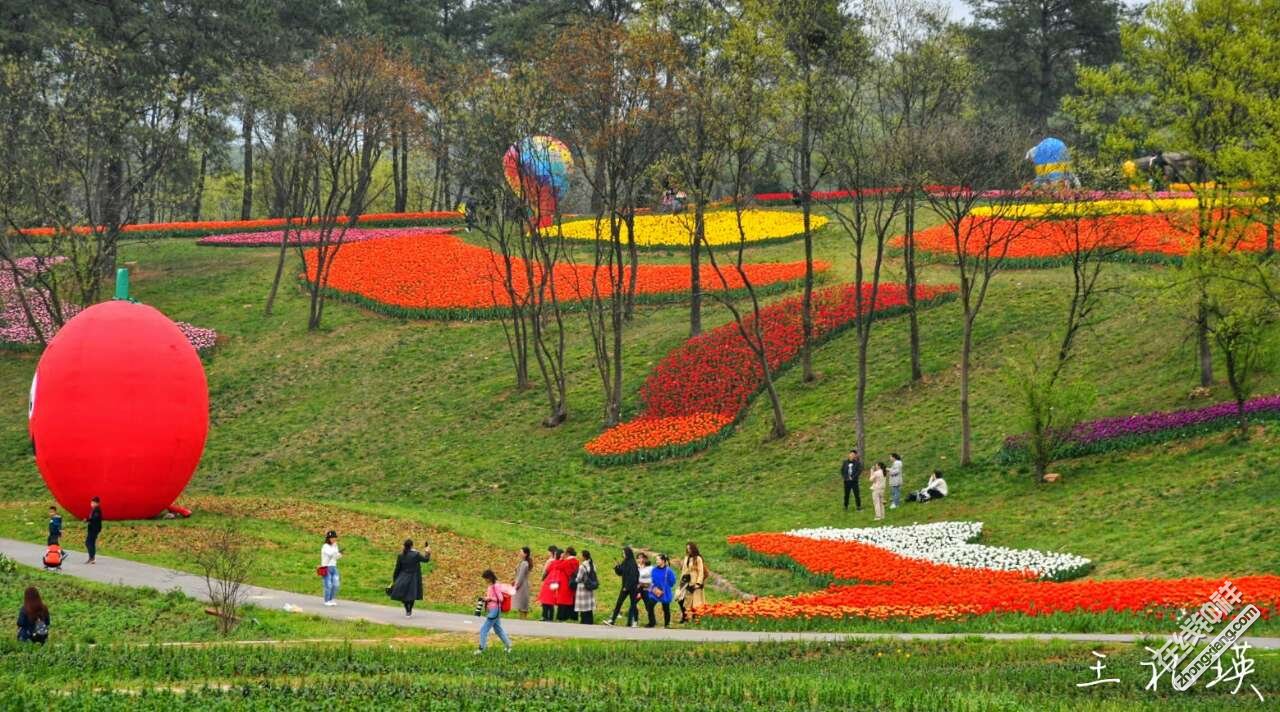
xmin=840 ymin=450 xmax=949 ymax=520
xmin=314 ymin=531 xmax=709 ymax=656
xmin=516 ymin=542 xmax=705 ymax=628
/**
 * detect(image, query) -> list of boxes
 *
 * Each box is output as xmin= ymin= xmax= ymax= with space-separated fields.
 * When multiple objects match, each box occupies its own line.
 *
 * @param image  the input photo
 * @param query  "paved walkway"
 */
xmin=4 ymin=538 xmax=1278 ymax=648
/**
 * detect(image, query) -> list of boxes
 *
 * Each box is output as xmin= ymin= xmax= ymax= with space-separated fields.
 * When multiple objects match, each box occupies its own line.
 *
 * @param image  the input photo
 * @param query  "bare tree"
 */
xmin=547 ymin=22 xmax=675 ymax=426
xmin=460 ymin=69 xmax=572 ymax=424
xmin=818 ymin=40 xmax=908 ymax=458
xmin=282 ymin=40 xmax=420 ymax=330
xmin=697 ymin=16 xmax=789 ymax=440
xmin=872 ymin=0 xmax=973 ymax=382
xmin=192 ymin=521 xmax=255 ymax=636
xmin=758 ymin=0 xmax=863 ymax=383
xmin=1008 ymin=191 xmax=1134 ymax=480
xmin=922 ymin=118 xmax=1029 ymax=465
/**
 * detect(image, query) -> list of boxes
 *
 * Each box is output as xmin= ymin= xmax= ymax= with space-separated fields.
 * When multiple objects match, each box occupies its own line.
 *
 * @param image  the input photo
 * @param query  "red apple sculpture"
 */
xmin=29 ymin=274 xmax=208 ymax=520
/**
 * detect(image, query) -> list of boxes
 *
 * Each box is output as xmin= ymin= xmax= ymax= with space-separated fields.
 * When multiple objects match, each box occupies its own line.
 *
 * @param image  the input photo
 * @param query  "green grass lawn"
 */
xmin=0 ymin=637 xmax=1274 ymax=710
xmin=0 ymin=207 xmax=1275 ymax=629
xmin=0 ymin=557 xmax=434 ymax=645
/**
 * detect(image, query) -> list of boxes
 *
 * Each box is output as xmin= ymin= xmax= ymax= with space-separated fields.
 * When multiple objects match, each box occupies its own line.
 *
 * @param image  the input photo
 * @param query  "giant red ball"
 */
xmin=29 ymin=300 xmax=209 ymax=520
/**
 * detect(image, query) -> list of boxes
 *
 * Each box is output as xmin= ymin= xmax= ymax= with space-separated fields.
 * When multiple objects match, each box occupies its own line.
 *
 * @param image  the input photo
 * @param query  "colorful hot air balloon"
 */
xmin=503 ymin=136 xmax=573 ymax=228
xmin=1026 ymin=137 xmax=1079 ymax=188
xmin=28 ymin=270 xmax=209 ymax=520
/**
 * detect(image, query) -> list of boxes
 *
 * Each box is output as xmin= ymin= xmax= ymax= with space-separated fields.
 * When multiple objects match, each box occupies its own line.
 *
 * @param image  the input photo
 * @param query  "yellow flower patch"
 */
xmin=559 ymin=210 xmax=827 ymax=247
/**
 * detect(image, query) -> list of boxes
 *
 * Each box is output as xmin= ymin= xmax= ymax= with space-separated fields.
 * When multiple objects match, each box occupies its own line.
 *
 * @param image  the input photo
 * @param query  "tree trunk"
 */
xmin=392 ymin=131 xmax=409 ymax=213
xmin=855 ymin=334 xmax=868 ymax=458
xmin=269 ymin=114 xmax=287 ymax=218
xmin=264 ymin=224 xmax=291 ymax=316
xmin=1197 ymin=297 xmax=1213 ymax=387
xmin=960 ymin=318 xmax=974 ymax=466
xmin=191 ymin=149 xmax=208 ymax=222
xmin=240 ymin=107 xmax=254 ymax=220
xmin=624 ymin=212 xmax=638 ymax=321
xmin=904 ymin=194 xmax=922 ymax=382
xmin=689 ymin=201 xmax=704 ymax=336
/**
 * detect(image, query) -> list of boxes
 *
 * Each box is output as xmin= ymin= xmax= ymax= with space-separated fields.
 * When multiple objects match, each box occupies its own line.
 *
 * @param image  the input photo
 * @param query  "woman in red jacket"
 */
xmin=538 ymin=546 xmax=565 ymax=622
xmin=554 ymin=547 xmax=580 ymax=621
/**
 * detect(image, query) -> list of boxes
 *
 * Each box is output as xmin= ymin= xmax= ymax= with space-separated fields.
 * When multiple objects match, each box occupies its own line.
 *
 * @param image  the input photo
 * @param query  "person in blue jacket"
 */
xmin=645 ymin=553 xmax=678 ymax=628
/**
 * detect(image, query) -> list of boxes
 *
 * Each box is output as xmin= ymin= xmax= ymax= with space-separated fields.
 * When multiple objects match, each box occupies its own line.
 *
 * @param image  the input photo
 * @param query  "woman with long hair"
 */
xmin=513 ymin=546 xmax=532 ymax=619
xmin=678 ymin=542 xmax=706 ymax=623
xmin=387 ymin=538 xmax=431 ymax=617
xmin=574 ymin=549 xmax=597 ymax=624
xmin=604 ymin=545 xmax=639 ymax=627
xmin=16 ymin=587 xmax=50 ymax=644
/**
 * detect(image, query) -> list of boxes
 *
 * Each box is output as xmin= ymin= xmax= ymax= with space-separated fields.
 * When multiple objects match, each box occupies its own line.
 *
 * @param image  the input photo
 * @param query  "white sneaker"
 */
xmin=504 ymin=647 xmax=512 ymax=654
xmin=324 ymin=601 xmax=337 ymax=607
xmin=474 ymin=649 xmax=483 ymax=655
xmin=890 ymin=504 xmax=897 ymax=509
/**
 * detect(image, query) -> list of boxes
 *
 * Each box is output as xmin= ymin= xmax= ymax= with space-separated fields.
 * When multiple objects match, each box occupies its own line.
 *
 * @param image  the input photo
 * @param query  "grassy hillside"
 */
xmin=0 ymin=209 xmax=1275 ymax=607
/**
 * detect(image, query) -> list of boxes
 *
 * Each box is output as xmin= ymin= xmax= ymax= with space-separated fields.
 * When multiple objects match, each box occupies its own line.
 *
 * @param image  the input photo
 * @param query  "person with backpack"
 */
xmin=646 ymin=553 xmax=677 ymax=628
xmin=42 ymin=540 xmax=64 ymax=571
xmin=604 ymin=546 xmax=639 ymax=627
xmin=47 ymin=506 xmax=62 ymax=545
xmin=677 ymin=542 xmax=707 ymax=623
xmin=574 ymin=550 xmax=599 ymax=624
xmin=16 ymin=587 xmax=50 ymax=644
xmin=84 ymin=496 xmax=102 ymax=564
xmin=475 ymin=570 xmax=512 ymax=654
xmin=388 ymin=539 xmax=431 ymax=617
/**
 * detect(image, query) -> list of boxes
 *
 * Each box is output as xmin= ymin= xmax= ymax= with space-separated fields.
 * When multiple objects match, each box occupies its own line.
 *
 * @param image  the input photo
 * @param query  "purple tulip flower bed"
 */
xmin=0 ymin=256 xmax=218 ymax=353
xmin=997 ymin=394 xmax=1280 ymax=463
xmin=196 ymin=226 xmax=451 ymax=247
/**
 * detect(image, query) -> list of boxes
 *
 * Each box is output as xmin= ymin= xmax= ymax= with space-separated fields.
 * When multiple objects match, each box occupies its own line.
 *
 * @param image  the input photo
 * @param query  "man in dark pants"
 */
xmin=85 ymin=496 xmax=102 ymax=564
xmin=841 ymin=450 xmax=862 ymax=512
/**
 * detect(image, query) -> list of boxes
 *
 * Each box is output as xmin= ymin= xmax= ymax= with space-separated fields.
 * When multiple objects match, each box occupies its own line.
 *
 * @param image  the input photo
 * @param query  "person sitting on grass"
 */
xmin=908 ymin=470 xmax=949 ymax=503
xmin=17 ymin=587 xmax=50 ymax=644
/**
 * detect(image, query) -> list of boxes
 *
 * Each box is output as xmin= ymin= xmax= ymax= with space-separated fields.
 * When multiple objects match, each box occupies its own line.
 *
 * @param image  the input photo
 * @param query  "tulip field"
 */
xmin=0 ymin=196 xmax=1277 ymax=704
xmin=558 ymin=209 xmax=827 ymax=248
xmin=301 ymin=232 xmax=826 ymax=319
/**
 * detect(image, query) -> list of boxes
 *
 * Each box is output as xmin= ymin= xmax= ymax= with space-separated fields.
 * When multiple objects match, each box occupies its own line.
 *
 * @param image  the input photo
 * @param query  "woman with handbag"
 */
xmin=646 ymin=554 xmax=677 ymax=628
xmin=538 ymin=547 xmax=565 ymax=622
xmin=475 ymin=570 xmax=513 ymax=654
xmin=387 ymin=539 xmax=431 ymax=617
xmin=678 ymin=542 xmax=707 ymax=623
xmin=574 ymin=550 xmax=598 ymax=624
xmin=319 ymin=530 xmax=341 ymax=606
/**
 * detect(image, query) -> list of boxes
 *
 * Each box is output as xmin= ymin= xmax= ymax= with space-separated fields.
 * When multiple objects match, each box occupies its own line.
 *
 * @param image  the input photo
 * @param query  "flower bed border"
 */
xmin=556 ymin=211 xmax=828 ymax=251
xmin=301 ymin=273 xmax=824 ymax=323
xmin=996 ymin=394 xmax=1280 ymax=464
xmin=16 ymin=212 xmax=463 ymax=240
xmin=583 ymin=289 xmax=957 ymax=467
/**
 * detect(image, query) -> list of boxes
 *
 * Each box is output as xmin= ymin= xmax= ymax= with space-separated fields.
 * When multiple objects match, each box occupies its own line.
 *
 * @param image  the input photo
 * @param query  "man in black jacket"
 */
xmin=85 ymin=496 xmax=102 ymax=564
xmin=841 ymin=450 xmax=862 ymax=512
